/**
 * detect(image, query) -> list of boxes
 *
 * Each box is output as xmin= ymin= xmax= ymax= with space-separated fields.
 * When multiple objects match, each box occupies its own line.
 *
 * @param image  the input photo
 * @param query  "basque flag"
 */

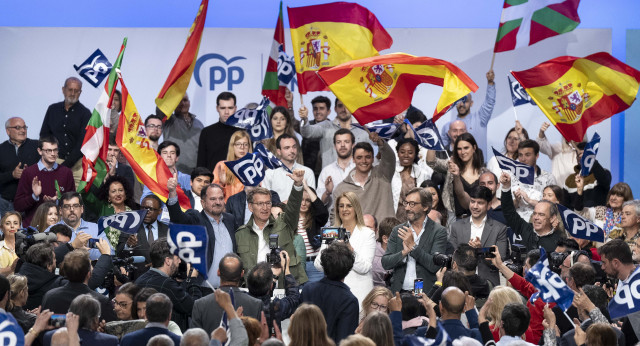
xmin=580 ymin=132 xmax=601 ymax=177
xmin=508 ymin=75 xmax=536 ymax=107
xmin=609 ymin=266 xmax=640 ymax=319
xmin=226 ymin=97 xmax=273 ymax=142
xmin=254 ymin=143 xmax=291 ymax=173
xmin=492 ymin=147 xmax=535 ymax=185
xmin=404 ymin=119 xmax=447 ymax=151
xmin=351 ymin=122 xmax=400 ymax=140
xmin=525 ymin=248 xmax=575 ymax=311
xmin=98 ymin=210 xmax=148 ymax=235
xmin=557 ymin=204 xmax=605 ymax=242
xmin=224 ymin=152 xmax=268 ymax=187
xmin=168 ymin=223 xmax=209 ymax=279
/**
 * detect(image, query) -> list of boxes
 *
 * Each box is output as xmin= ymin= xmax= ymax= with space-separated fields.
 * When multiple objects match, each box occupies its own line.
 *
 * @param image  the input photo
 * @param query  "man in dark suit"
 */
xmin=185 ymin=167 xmax=213 ymax=212
xmin=167 ymin=181 xmax=236 ymax=287
xmin=382 ymin=187 xmax=448 ymax=291
xmin=191 ymin=253 xmax=263 ymax=334
xmin=226 ymin=188 xmax=281 ymax=231
xmin=41 ymin=246 xmax=117 ymax=322
xmin=449 ymin=185 xmax=508 ymax=286
xmin=120 ymin=293 xmax=181 ymax=346
xmin=302 ymin=242 xmax=358 ymax=345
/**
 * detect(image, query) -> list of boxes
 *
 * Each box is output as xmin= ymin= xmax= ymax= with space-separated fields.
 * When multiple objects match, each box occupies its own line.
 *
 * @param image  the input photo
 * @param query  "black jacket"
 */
xmin=116 ymin=221 xmax=169 ymax=262
xmin=305 ymin=198 xmax=329 ymax=249
xmin=255 ymin=273 xmax=301 ymax=331
xmin=564 ymin=160 xmax=611 ymax=209
xmin=41 ymin=282 xmax=117 ymax=322
xmin=226 ymin=190 xmax=281 ymax=231
xmin=18 ymin=262 xmax=66 ymax=310
xmin=54 ymin=244 xmax=114 ymax=289
xmin=0 ymin=138 xmax=40 ymax=201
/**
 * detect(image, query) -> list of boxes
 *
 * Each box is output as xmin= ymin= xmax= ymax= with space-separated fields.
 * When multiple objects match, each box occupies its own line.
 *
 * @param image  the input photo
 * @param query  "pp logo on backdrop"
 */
xmin=194 ymin=53 xmax=245 ymax=91
xmin=73 ymin=49 xmax=112 ymax=88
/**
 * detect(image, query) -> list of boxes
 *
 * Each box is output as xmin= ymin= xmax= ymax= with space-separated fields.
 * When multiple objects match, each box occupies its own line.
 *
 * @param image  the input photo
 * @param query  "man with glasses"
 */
xmin=0 ymin=117 xmax=39 ymax=216
xmin=144 ymin=115 xmax=164 ymax=151
xmin=14 ymin=136 xmax=75 ymax=225
xmin=40 ymin=77 xmax=92 ymax=187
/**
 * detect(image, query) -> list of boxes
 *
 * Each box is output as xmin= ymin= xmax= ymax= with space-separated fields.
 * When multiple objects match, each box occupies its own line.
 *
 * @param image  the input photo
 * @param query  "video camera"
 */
xmin=321 ymin=227 xmax=349 ymax=244
xmin=548 ymin=251 xmax=569 ymax=275
xmin=432 ymin=252 xmax=452 ymax=269
xmin=103 ymin=249 xmax=145 ymax=297
xmin=504 ymin=244 xmax=527 ymax=277
xmin=14 ymin=227 xmax=58 ymax=256
xmin=266 ymin=234 xmax=283 ymax=266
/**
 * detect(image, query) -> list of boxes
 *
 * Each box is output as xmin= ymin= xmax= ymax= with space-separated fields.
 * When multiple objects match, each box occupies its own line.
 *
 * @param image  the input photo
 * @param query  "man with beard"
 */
xmin=144 ymin=115 xmax=164 ymax=151
xmin=262 ymin=134 xmax=315 ymax=201
xmin=135 ymin=238 xmax=202 ymax=331
xmin=382 ymin=187 xmax=448 ymax=291
xmin=162 ymin=94 xmax=204 ymax=174
xmin=40 ymin=77 xmax=92 ymax=186
xmin=316 ymin=129 xmax=356 ymax=213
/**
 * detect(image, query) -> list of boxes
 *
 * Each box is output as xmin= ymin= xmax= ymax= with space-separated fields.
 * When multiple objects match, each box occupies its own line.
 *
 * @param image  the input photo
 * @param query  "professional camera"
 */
xmin=14 ymin=227 xmax=58 ymax=256
xmin=548 ymin=251 xmax=569 ymax=275
xmin=321 ymin=227 xmax=349 ymax=244
xmin=103 ymin=250 xmax=145 ymax=297
xmin=503 ymin=244 xmax=527 ymax=277
xmin=432 ymin=252 xmax=452 ymax=269
xmin=266 ymin=234 xmax=282 ymax=266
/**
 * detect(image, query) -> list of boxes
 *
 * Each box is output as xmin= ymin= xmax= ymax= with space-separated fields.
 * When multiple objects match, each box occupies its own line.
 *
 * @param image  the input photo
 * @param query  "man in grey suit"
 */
xmin=449 ymin=186 xmax=508 ymax=286
xmin=382 ymin=187 xmax=448 ymax=292
xmin=190 ymin=253 xmax=262 ymax=334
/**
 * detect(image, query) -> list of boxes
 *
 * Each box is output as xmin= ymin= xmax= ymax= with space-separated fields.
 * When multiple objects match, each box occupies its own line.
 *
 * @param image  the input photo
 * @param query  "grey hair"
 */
xmin=4 ymin=117 xmax=22 ymax=129
xmin=148 ymin=334 xmax=175 ymax=346
xmin=406 ymin=187 xmax=432 ymax=208
xmin=180 ymin=328 xmax=209 ymax=346
xmin=64 ymin=77 xmax=83 ymax=88
xmin=623 ymin=200 xmax=640 ymax=216
xmin=69 ymin=294 xmax=101 ymax=330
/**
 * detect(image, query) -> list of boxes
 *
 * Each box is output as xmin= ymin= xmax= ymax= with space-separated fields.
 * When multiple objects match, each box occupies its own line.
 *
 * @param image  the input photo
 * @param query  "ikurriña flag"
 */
xmin=511 ymin=52 xmax=640 ymax=142
xmin=262 ymin=1 xmax=290 ymax=107
xmin=317 ymin=53 xmax=478 ymax=125
xmin=288 ymin=1 xmax=392 ymax=94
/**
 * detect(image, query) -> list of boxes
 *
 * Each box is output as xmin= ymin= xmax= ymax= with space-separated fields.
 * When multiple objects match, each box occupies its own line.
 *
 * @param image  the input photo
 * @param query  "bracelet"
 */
xmin=435 ymin=281 xmax=443 ymax=287
xmin=28 ymin=328 xmax=39 ymax=336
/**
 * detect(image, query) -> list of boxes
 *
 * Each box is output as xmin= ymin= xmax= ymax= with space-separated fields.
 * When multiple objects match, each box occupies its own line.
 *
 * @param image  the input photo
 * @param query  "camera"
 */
xmin=14 ymin=227 xmax=58 ymax=256
xmin=475 ymin=247 xmax=496 ymax=259
xmin=504 ymin=244 xmax=526 ymax=277
xmin=321 ymin=227 xmax=349 ymax=244
xmin=267 ymin=234 xmax=282 ymax=266
xmin=413 ymin=278 xmax=423 ymax=297
xmin=49 ymin=314 xmax=66 ymax=328
xmin=432 ymin=252 xmax=452 ymax=269
xmin=548 ymin=251 xmax=569 ymax=275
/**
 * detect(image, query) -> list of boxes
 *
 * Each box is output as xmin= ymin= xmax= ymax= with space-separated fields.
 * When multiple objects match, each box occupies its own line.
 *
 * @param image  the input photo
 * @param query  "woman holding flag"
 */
xmin=213 ymin=130 xmax=253 ymax=202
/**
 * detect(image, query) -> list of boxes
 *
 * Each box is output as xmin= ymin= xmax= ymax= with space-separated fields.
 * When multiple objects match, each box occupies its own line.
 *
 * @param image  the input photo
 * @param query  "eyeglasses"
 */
xmin=142 ymin=206 xmax=160 ymax=212
xmin=402 ymin=201 xmax=421 ymax=208
xmin=41 ymin=148 xmax=59 ymax=154
xmin=251 ymin=201 xmax=272 ymax=208
xmin=61 ymin=204 xmax=82 ymax=210
xmin=7 ymin=126 xmax=28 ymax=131
xmin=145 ymin=124 xmax=162 ymax=130
xmin=112 ymin=298 xmax=131 ymax=308
xmin=370 ymin=302 xmax=388 ymax=311
xmin=234 ymin=142 xmax=250 ymax=148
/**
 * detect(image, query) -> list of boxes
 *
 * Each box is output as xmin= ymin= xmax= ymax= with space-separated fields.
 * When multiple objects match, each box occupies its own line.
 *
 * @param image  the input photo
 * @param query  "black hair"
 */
xmin=452 ymin=244 xmax=478 ymax=272
xmin=526 ymin=249 xmax=541 ymax=267
xmin=216 ymin=92 xmax=236 ymax=106
xmin=378 ymin=217 xmax=400 ymax=243
xmin=145 ymin=114 xmax=164 ymax=126
xmin=157 ymin=140 xmax=180 ymax=157
xmin=50 ymin=224 xmax=72 ymax=239
xmin=405 ymin=106 xmax=427 ymax=125
xmin=98 ymin=175 xmax=137 ymax=210
xmin=320 ymin=242 xmax=355 ymax=281
xmin=190 ymin=167 xmax=213 ymax=182
xmin=60 ymin=191 xmax=83 ymax=206
xmin=38 ymin=135 xmax=58 ymax=150
xmin=149 ymin=238 xmax=173 ymax=268
xmin=400 ymin=293 xmax=426 ymax=320
xmin=544 ymin=185 xmax=565 ymax=204
xmin=468 ymin=185 xmax=493 ymax=203
xmin=142 ymin=194 xmax=163 ymax=208
xmin=352 ymin=142 xmax=374 ymax=157
xmin=599 ymin=239 xmax=633 ymax=265
xmin=501 ymin=303 xmax=530 ymax=336
xmin=556 ymin=238 xmax=580 ymax=252
xmin=452 ymin=133 xmax=483 ymax=173
xmin=145 ymin=293 xmax=173 ymax=323
xmin=0 ymin=275 xmax=9 ymax=307
xmin=311 ymin=96 xmax=331 ymax=110
xmin=518 ymin=139 xmax=540 ymax=156
xmin=247 ymin=262 xmax=273 ymax=297
xmin=201 ymin=183 xmax=225 ymax=200
xmin=333 ymin=128 xmax=355 ymax=144
xmin=275 ymin=133 xmax=296 ymax=150
xmin=442 ymin=271 xmax=472 ymax=295
xmin=569 ymin=262 xmax=596 ymax=288
xmin=582 ymin=285 xmax=611 ymax=322
xmin=219 ymin=253 xmax=244 ymax=284
xmin=395 ymin=137 xmax=420 ymax=164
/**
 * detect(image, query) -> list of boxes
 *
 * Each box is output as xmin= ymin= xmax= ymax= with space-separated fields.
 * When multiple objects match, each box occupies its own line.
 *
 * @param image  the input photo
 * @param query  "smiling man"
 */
xmin=117 ymin=194 xmax=167 ymax=269
xmin=262 ymin=134 xmax=315 ymax=201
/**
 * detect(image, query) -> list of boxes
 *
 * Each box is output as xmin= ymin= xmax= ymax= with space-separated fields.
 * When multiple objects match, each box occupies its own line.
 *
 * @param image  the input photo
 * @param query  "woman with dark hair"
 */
xmin=392 ymin=137 xmax=431 ymax=222
xmin=298 ymin=179 xmax=329 ymax=283
xmin=487 ymin=122 xmax=529 ymax=178
xmin=262 ymin=105 xmax=303 ymax=164
xmin=109 ymin=89 xmax=122 ymax=135
xmin=542 ymin=185 xmax=564 ymax=204
xmin=420 ymin=180 xmax=448 ymax=226
xmin=29 ymin=201 xmax=59 ymax=232
xmin=288 ymin=304 xmax=335 ymax=346
xmin=112 ymin=282 xmax=140 ymax=320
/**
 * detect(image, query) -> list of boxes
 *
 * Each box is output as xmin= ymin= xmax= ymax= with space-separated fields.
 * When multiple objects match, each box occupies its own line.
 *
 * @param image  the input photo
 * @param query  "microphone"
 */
xmin=131 ymin=256 xmax=146 ymax=264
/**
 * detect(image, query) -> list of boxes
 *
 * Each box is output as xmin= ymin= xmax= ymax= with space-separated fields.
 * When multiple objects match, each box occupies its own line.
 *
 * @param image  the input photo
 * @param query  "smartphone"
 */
xmin=321 ymin=227 xmax=340 ymax=240
xmin=477 ymin=247 xmax=496 ymax=259
xmin=50 ymin=314 xmax=66 ymax=328
xmin=413 ymin=278 xmax=424 ymax=297
xmin=87 ymin=238 xmax=99 ymax=249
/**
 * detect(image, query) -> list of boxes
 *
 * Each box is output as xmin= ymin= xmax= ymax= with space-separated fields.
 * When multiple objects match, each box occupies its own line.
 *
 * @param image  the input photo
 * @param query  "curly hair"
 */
xmin=97 ymin=175 xmax=137 ymax=210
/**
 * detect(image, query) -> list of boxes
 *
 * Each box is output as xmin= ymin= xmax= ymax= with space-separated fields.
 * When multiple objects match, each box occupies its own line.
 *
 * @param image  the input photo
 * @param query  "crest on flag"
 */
xmin=580 ymin=132 xmax=600 ymax=177
xmin=492 ymin=147 xmax=535 ymax=185
xmin=405 ymin=119 xmax=446 ymax=151
xmin=168 ymin=223 xmax=209 ymax=279
xmin=299 ymin=27 xmax=331 ymax=71
xmin=74 ymin=49 xmax=113 ymax=88
xmin=277 ymin=46 xmax=296 ymax=85
xmin=550 ymin=82 xmax=593 ymax=124
xmin=226 ymin=97 xmax=273 ymax=142
xmin=557 ymin=204 xmax=605 ymax=242
xmin=361 ymin=64 xmax=397 ymax=99
xmin=508 ymin=75 xmax=536 ymax=107
xmin=525 ymin=248 xmax=575 ymax=311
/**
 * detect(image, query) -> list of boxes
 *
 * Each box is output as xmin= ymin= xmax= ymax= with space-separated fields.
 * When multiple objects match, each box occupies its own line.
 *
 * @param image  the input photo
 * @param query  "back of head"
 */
xmin=61 ymin=250 xmax=91 ymax=283
xmin=568 ymin=262 xmax=596 ymax=288
xmin=25 ymin=242 xmax=55 ymax=269
xmin=180 ymin=328 xmax=209 ymax=346
xmin=453 ymin=244 xmax=478 ymax=273
xmin=442 ymin=271 xmax=472 ymax=294
xmin=262 ymin=338 xmax=286 ymax=346
xmin=585 ymin=323 xmax=617 ymax=346
xmin=69 ymin=294 xmax=101 ymax=330
xmin=487 ymin=286 xmax=522 ymax=325
xmin=581 ymin=285 xmax=611 ymax=321
xmin=146 ymin=293 xmax=173 ymax=323
xmin=339 ymin=334 xmax=375 ymax=346
xmin=377 ymin=217 xmax=400 ymax=243
xmin=240 ymin=317 xmax=262 ymax=346
xmin=320 ymin=242 xmax=355 ymax=281
xmin=501 ymin=302 xmax=530 ymax=337
xmin=134 ymin=287 xmax=158 ymax=307
xmin=148 ymin=334 xmax=175 ymax=346
xmin=452 ymin=337 xmax=483 ymax=346
xmin=247 ymin=262 xmax=273 ymax=297
xmin=149 ymin=238 xmax=173 ymax=268
xmin=219 ymin=253 xmax=243 ymax=284
xmin=400 ymin=293 xmax=425 ymax=320
xmin=361 ymin=311 xmax=394 ymax=346
xmin=441 ymin=286 xmax=466 ymax=316
xmin=599 ymin=239 xmax=633 ymax=265
xmin=289 ymin=304 xmax=334 ymax=346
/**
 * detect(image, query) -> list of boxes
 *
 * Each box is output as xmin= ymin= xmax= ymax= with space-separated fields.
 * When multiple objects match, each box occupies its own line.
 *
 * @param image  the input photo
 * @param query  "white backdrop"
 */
xmin=0 ymin=27 xmax=611 ymax=169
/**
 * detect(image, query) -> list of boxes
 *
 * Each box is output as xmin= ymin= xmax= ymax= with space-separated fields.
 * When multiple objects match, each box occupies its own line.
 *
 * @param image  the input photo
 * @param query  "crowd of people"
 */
xmin=0 ymin=72 xmax=638 ymax=346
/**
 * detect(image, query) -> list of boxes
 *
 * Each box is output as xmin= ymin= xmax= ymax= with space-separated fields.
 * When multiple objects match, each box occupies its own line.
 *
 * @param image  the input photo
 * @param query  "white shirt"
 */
xmin=193 ymin=194 xmax=203 ymax=212
xmin=252 ymin=220 xmax=270 ymax=265
xmin=316 ymin=159 xmax=355 ymax=217
xmin=510 ymin=168 xmax=557 ymax=220
xmin=391 ymin=163 xmax=432 ymax=212
xmin=402 ymin=218 xmax=428 ymax=290
xmin=470 ymin=216 xmax=487 ymax=241
xmin=263 ymin=162 xmax=315 ymax=201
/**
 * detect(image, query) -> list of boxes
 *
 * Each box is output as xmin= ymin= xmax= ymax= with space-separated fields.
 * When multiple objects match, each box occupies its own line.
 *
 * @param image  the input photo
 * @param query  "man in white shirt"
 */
xmin=262 ymin=134 xmax=315 ymax=201
xmin=511 ymin=139 xmax=557 ymax=220
xmin=186 ymin=167 xmax=213 ymax=212
xmin=316 ymin=128 xmax=356 ymax=212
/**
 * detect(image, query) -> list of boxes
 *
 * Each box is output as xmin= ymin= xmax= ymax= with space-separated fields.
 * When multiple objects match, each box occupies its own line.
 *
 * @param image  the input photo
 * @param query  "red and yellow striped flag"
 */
xmin=155 ymin=0 xmax=208 ymax=119
xmin=511 ymin=52 xmax=640 ymax=142
xmin=317 ymin=53 xmax=478 ymax=125
xmin=118 ymin=77 xmax=192 ymax=210
xmin=288 ymin=2 xmax=392 ymax=94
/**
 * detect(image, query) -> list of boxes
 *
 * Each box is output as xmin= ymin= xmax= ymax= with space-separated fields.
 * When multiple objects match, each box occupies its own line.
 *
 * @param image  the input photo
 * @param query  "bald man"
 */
xmin=439 ymin=287 xmax=482 ymax=343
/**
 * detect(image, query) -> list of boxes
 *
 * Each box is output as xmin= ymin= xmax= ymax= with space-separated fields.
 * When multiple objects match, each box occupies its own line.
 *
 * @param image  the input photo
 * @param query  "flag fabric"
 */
xmin=492 ymin=147 xmax=535 ymax=185
xmin=254 ymin=143 xmax=291 ymax=173
xmin=0 ymin=309 xmax=25 ymax=346
xmin=511 ymin=52 xmax=640 ymax=142
xmin=404 ymin=119 xmax=447 ymax=151
xmin=168 ymin=223 xmax=209 ymax=279
xmin=288 ymin=1 xmax=393 ymax=94
xmin=225 ymin=97 xmax=273 ymax=142
xmin=98 ymin=210 xmax=148 ymax=236
xmin=580 ymin=132 xmax=600 ymax=177
xmin=262 ymin=1 xmax=290 ymax=107
xmin=54 ymin=180 xmax=62 ymax=200
xmin=525 ymin=248 xmax=575 ymax=311
xmin=351 ymin=122 xmax=399 ymax=140
xmin=224 ymin=152 xmax=268 ymax=187
xmin=155 ymin=0 xmax=208 ymax=119
xmin=78 ymin=38 xmax=127 ymax=193
xmin=609 ymin=265 xmax=640 ymax=319
xmin=494 ymin=0 xmax=581 ymax=53
xmin=508 ymin=75 xmax=536 ymax=106
xmin=401 ymin=321 xmax=450 ymax=346
xmin=116 ymin=77 xmax=192 ymax=210
xmin=219 ymin=289 xmax=236 ymax=345
xmin=557 ymin=204 xmax=605 ymax=242
xmin=317 ymin=53 xmax=478 ymax=125
xmin=73 ymin=48 xmax=113 ymax=88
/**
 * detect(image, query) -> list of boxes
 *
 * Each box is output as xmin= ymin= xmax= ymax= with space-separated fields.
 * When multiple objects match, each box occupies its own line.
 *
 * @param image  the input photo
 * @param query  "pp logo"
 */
xmin=496 ymin=156 xmax=531 ymax=180
xmin=73 ymin=49 xmax=112 ymax=88
xmin=232 ymin=155 xmax=265 ymax=186
xmin=194 ymin=53 xmax=246 ymax=91
xmin=564 ymin=210 xmax=600 ymax=238
xmin=174 ymin=231 xmax=203 ymax=264
xmin=417 ymin=128 xmax=439 ymax=147
xmin=101 ymin=212 xmax=142 ymax=230
xmin=539 ymin=260 xmax=568 ymax=300
xmin=582 ymin=144 xmax=599 ymax=172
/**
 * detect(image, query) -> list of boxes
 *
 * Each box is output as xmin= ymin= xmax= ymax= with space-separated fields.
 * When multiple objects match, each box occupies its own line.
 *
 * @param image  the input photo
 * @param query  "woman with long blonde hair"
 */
xmin=0 ymin=212 xmax=21 ymax=271
xmin=486 ymin=286 xmax=534 ymax=342
xmin=288 ymin=304 xmax=335 ymax=346
xmin=213 ymin=130 xmax=253 ymax=202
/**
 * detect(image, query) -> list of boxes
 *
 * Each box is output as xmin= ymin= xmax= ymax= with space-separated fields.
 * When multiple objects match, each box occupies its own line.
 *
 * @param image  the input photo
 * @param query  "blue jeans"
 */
xmin=305 ymin=260 xmax=324 ymax=283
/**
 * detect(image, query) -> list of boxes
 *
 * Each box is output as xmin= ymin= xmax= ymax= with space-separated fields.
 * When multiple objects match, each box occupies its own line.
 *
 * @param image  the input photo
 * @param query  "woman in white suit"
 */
xmin=315 ymin=191 xmax=376 ymax=308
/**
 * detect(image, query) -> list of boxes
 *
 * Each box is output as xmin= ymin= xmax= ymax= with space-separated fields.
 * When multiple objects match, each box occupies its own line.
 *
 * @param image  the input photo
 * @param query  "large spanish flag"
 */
xmin=118 ymin=77 xmax=192 ymax=210
xmin=155 ymin=0 xmax=208 ymax=119
xmin=288 ymin=2 xmax=392 ymax=94
xmin=511 ymin=52 xmax=640 ymax=142
xmin=317 ymin=53 xmax=478 ymax=125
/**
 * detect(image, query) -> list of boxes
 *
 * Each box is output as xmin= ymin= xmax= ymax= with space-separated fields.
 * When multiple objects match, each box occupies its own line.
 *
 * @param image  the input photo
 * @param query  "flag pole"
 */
xmin=299 ymin=93 xmax=304 ymax=106
xmin=512 ymin=107 xmax=519 ymax=121
xmin=490 ymin=52 xmax=496 ymax=71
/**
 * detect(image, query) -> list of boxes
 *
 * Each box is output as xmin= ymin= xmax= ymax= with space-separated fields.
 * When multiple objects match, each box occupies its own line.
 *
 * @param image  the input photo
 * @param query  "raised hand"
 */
xmin=299 ymin=106 xmax=309 ymax=122
xmin=539 ymin=122 xmax=551 ymax=138
xmin=32 ymin=176 xmax=42 ymax=197
xmin=324 ymin=176 xmax=334 ymax=195
xmin=486 ymin=70 xmax=495 ymax=84
xmin=388 ymin=292 xmax=402 ymax=312
xmin=448 ymin=161 xmax=460 ymax=176
xmin=500 ymin=172 xmax=512 ymax=190
xmin=167 ymin=172 xmax=178 ymax=195
xmin=285 ymin=88 xmax=293 ymax=107
xmin=287 ymin=169 xmax=305 ymax=186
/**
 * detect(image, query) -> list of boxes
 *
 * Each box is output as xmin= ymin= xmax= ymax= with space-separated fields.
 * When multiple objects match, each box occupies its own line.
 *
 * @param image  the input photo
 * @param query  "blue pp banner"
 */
xmin=226 ymin=96 xmax=273 ymax=142
xmin=404 ymin=119 xmax=447 ymax=151
xmin=508 ymin=75 xmax=536 ymax=107
xmin=254 ymin=142 xmax=291 ymax=173
xmin=609 ymin=266 xmax=640 ymax=319
xmin=402 ymin=321 xmax=450 ymax=346
xmin=525 ymin=248 xmax=575 ymax=311
xmin=277 ymin=45 xmax=295 ymax=85
xmin=168 ymin=223 xmax=209 ymax=279
xmin=224 ymin=152 xmax=267 ymax=186
xmin=73 ymin=48 xmax=113 ymax=88
xmin=580 ymin=132 xmax=601 ymax=177
xmin=351 ymin=122 xmax=400 ymax=140
xmin=98 ymin=210 xmax=148 ymax=235
xmin=0 ymin=310 xmax=24 ymax=346
xmin=492 ymin=147 xmax=535 ymax=185
xmin=557 ymin=204 xmax=605 ymax=242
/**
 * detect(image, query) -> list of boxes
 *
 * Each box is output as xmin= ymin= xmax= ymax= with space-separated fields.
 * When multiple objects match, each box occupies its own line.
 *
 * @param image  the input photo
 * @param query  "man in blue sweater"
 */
xmin=440 ymin=286 xmax=482 ymax=343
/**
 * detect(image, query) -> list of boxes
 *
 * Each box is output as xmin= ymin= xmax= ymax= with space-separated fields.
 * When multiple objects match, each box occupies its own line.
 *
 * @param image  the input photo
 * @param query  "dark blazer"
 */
xmin=441 ymin=319 xmax=482 ymax=343
xmin=226 ymin=190 xmax=281 ymax=231
xmin=301 ymin=278 xmax=359 ymax=345
xmin=559 ymin=318 xmax=625 ymax=346
xmin=381 ymin=218 xmax=449 ymax=292
xmin=18 ymin=262 xmax=66 ymax=310
xmin=0 ymin=138 xmax=39 ymax=201
xmin=190 ymin=286 xmax=263 ymax=334
xmin=116 ymin=221 xmax=169 ymax=262
xmin=120 ymin=326 xmax=181 ymax=346
xmin=449 ymin=216 xmax=508 ymax=286
xmin=115 ymin=163 xmax=136 ymax=192
xmin=44 ymin=328 xmax=119 ymax=346
xmin=41 ymin=282 xmax=117 ymax=322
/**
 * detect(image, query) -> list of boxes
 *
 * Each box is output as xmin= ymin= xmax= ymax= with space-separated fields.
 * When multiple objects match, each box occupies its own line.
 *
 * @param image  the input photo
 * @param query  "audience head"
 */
xmin=49 ymin=224 xmax=72 ymax=245
xmin=453 ymin=133 xmax=482 ymax=171
xmin=531 ymin=200 xmax=559 ymax=234
xmin=62 ymin=77 xmax=82 ymax=105
xmin=275 ymin=133 xmax=299 ymax=164
xmin=216 ymin=92 xmax=237 ymax=123
xmin=190 ymin=167 xmax=213 ymax=197
xmin=478 ymin=170 xmax=499 ymax=196
xmin=400 ymin=293 xmax=426 ymax=321
xmin=270 ymin=106 xmax=294 ymax=135
xmin=352 ymin=142 xmax=374 ymax=174
xmin=448 ymin=120 xmax=467 ymax=143
xmin=543 ymin=185 xmax=564 ymax=204
xmin=98 ymin=175 xmax=135 ymax=209
xmin=585 ymin=323 xmax=617 ymax=346
xmin=377 ymin=217 xmax=400 ymax=244
xmin=30 ymin=202 xmax=59 ymax=232
xmin=321 ymin=242 xmax=355 ymax=281
xmin=486 ymin=286 xmax=523 ymax=327
xmin=555 ymin=238 xmax=580 ymax=253
xmin=581 ymin=285 xmax=611 ymax=322
xmin=334 ymin=191 xmax=365 ymax=228
xmin=247 ymin=262 xmax=273 ymax=297
xmin=158 ymin=141 xmax=180 ymax=170
xmin=180 ymin=328 xmax=209 ymax=346
xmin=228 ymin=130 xmax=252 ymax=161
xmin=517 ymin=139 xmax=540 ymax=167
xmin=311 ymin=96 xmax=331 ymax=122
xmin=500 ymin=302 xmax=530 ymax=337
xmin=69 ymin=294 xmax=101 ymax=330
xmin=60 ymin=191 xmax=84 ymax=227
xmin=5 ymin=117 xmax=28 ymax=145
xmin=599 ymin=239 xmax=634 ymax=280
xmin=145 ymin=114 xmax=164 ymax=142
xmin=240 ymin=316 xmax=261 ymax=346
xmin=339 ymin=335 xmax=375 ymax=346
xmin=134 ymin=287 xmax=158 ymax=320
xmin=361 ymin=311 xmax=394 ymax=346
xmin=149 ymin=238 xmax=181 ymax=276
xmin=148 ymin=334 xmax=175 ymax=346
xmin=247 ymin=187 xmax=273 ymax=224
xmin=141 ymin=195 xmax=163 ymax=225
xmin=468 ymin=186 xmax=492 ymax=220
xmin=0 ymin=212 xmax=21 ymax=239
xmin=288 ymin=304 xmax=334 ymax=346
xmin=442 ymin=271 xmax=472 ymax=298
xmin=567 ymin=262 xmax=596 ymax=290
xmin=218 ymin=253 xmax=244 ymax=285
xmin=114 ymin=282 xmax=140 ymax=320
xmin=606 ymin=182 xmax=633 ymax=210
xmin=61 ymin=249 xmax=91 ymax=283
xmin=200 ymin=183 xmax=226 ymax=218
xmin=440 ymin=286 xmax=466 ymax=317
xmin=7 ymin=274 xmax=28 ymax=310
xmin=621 ymin=200 xmax=640 ymax=231
xmin=363 ymin=214 xmax=377 ymax=233
xmin=333 ymin=128 xmax=355 ymax=159
xmin=146 ymin=293 xmax=173 ymax=324
xmin=25 ymin=243 xmax=56 ymax=272
xmin=403 ymin=187 xmax=432 ymax=224
xmin=452 ymin=244 xmax=479 ymax=274
xmin=335 ymin=99 xmax=354 ymax=122
xmin=361 ymin=287 xmax=393 ymax=317
xmin=395 ymin=137 xmax=420 ymax=167
xmin=524 ymin=249 xmax=541 ymax=276
xmin=503 ymin=126 xmax=529 ymax=158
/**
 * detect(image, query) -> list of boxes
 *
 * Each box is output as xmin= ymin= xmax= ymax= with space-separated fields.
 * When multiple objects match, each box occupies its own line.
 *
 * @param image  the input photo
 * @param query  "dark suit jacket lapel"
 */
xmin=158 ymin=222 xmax=169 ymax=238
xmin=200 ymin=211 xmax=216 ymax=265
xmin=480 ymin=218 xmax=492 ymax=247
xmin=462 ymin=218 xmax=472 ymax=244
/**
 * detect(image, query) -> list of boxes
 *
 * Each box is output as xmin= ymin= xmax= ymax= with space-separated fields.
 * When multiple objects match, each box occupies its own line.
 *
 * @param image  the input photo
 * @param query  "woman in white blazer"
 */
xmin=315 ymin=191 xmax=376 ymax=308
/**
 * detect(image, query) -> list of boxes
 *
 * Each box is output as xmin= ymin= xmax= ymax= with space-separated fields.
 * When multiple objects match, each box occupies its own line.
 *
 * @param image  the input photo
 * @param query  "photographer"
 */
xmin=451 ymin=244 xmax=492 ymax=300
xmin=17 ymin=243 xmax=66 ymax=310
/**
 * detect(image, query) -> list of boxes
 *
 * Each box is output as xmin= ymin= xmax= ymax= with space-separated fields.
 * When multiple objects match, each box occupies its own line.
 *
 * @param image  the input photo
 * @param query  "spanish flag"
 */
xmin=317 ymin=53 xmax=478 ymax=125
xmin=288 ymin=2 xmax=392 ymax=94
xmin=511 ymin=52 xmax=640 ymax=142
xmin=118 ymin=77 xmax=192 ymax=210
xmin=155 ymin=0 xmax=208 ymax=119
